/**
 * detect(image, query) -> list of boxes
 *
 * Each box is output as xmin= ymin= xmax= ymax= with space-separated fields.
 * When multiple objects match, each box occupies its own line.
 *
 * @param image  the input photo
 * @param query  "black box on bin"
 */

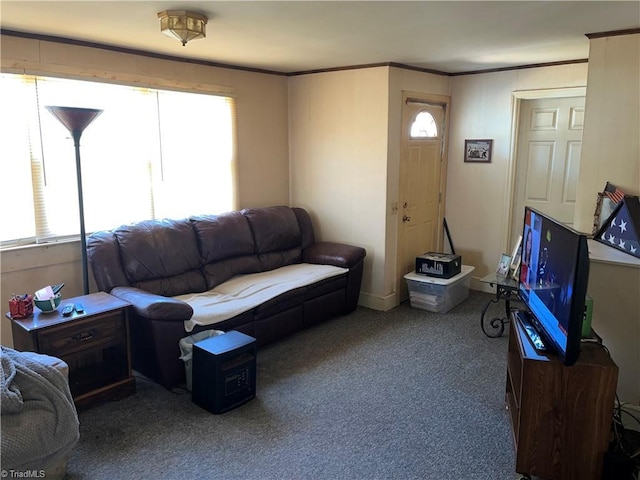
xmin=415 ymin=252 xmax=462 ymax=279
xmin=192 ymin=330 xmax=256 ymax=414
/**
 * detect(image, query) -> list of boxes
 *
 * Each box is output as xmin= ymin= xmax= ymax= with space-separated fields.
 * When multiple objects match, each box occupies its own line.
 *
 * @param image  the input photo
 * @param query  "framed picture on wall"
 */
xmin=464 ymin=139 xmax=493 ymax=163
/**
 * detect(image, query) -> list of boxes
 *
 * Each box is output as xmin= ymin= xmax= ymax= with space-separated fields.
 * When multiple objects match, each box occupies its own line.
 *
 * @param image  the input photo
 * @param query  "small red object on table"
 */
xmin=9 ymin=294 xmax=33 ymax=319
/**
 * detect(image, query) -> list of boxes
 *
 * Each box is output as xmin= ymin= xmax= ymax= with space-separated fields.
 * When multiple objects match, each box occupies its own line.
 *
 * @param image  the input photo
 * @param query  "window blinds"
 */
xmin=0 ymin=73 xmax=237 ymax=246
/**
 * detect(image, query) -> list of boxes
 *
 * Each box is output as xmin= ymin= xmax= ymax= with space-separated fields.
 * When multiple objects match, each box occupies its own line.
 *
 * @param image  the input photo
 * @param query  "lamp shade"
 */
xmin=45 ymin=106 xmax=103 ymax=135
xmin=158 ymin=10 xmax=207 ymax=46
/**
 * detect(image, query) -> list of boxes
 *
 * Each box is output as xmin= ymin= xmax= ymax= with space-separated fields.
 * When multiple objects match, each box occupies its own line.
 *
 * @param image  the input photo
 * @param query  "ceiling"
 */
xmin=1 ymin=1 xmax=639 ymax=75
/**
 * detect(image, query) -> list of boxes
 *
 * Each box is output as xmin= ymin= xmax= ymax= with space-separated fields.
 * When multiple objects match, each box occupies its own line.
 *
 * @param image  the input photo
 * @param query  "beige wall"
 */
xmin=447 ymin=63 xmax=589 ymax=286
xmin=0 ymin=35 xmax=290 ymax=347
xmin=287 ymin=60 xmax=594 ymax=312
xmin=588 ymin=242 xmax=640 ymax=405
xmin=575 ymin=33 xmax=640 ymax=232
xmin=579 ymin=33 xmax=640 ymax=405
xmin=289 ymin=66 xmax=450 ymax=310
xmin=288 ymin=67 xmax=390 ymax=306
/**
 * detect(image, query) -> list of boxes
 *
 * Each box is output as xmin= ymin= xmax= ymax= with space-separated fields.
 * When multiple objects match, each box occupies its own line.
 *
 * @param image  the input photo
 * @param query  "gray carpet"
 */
xmin=66 ymin=290 xmax=518 ymax=479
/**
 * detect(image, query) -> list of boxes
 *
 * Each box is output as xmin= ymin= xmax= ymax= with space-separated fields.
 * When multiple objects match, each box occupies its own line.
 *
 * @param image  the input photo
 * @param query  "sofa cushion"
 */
xmin=114 ymin=219 xmax=206 ymax=296
xmin=292 ymin=207 xmax=316 ymax=250
xmin=258 ymin=248 xmax=303 ymax=271
xmin=190 ymin=212 xmax=255 ymax=264
xmin=254 ymin=286 xmax=306 ymax=320
xmin=192 ymin=212 xmax=263 ymax=290
xmin=243 ymin=206 xmax=302 ymax=255
xmin=86 ymin=231 xmax=132 ymax=292
xmin=202 ymin=256 xmax=262 ymax=290
xmin=177 ymin=263 xmax=347 ymax=332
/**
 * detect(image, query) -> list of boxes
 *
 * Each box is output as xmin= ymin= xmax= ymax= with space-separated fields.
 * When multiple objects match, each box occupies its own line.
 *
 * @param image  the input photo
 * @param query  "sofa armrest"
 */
xmin=303 ymin=242 xmax=366 ymax=269
xmin=110 ymin=287 xmax=193 ymax=321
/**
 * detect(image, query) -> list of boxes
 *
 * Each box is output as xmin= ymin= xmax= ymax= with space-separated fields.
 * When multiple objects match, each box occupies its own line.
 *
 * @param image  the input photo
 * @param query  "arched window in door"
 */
xmin=410 ymin=111 xmax=438 ymax=138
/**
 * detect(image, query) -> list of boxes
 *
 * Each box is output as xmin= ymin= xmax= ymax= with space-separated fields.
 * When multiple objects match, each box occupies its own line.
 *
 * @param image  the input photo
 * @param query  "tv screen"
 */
xmin=518 ymin=207 xmax=589 ymax=366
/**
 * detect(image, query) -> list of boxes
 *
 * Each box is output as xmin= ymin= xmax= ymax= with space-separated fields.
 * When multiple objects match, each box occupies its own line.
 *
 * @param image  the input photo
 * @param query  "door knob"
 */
xmin=403 ymin=215 xmax=411 ymax=222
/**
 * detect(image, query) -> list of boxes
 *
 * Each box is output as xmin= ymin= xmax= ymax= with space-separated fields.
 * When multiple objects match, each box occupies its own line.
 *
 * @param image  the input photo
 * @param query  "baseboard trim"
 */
xmin=358 ymin=292 xmax=398 ymax=311
xmin=359 ymin=277 xmax=504 ymax=311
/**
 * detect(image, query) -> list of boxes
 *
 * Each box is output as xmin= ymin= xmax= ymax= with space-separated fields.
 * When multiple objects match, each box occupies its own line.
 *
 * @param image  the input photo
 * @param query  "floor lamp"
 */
xmin=46 ymin=106 xmax=103 ymax=295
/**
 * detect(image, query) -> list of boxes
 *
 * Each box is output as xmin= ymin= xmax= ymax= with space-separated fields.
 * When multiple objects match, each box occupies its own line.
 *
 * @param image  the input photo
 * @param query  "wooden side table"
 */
xmin=7 ymin=291 xmax=136 ymax=409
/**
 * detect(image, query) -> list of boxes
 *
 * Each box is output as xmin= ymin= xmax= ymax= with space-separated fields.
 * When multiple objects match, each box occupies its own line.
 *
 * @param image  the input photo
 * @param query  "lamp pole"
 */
xmin=45 ymin=106 xmax=103 ymax=295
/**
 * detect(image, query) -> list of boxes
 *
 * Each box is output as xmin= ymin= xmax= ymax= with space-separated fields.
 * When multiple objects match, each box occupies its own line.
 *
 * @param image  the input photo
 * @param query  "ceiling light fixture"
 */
xmin=157 ymin=10 xmax=207 ymax=46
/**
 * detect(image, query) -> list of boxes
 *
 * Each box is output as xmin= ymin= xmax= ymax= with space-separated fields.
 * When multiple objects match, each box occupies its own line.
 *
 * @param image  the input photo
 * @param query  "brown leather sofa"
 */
xmin=86 ymin=206 xmax=366 ymax=389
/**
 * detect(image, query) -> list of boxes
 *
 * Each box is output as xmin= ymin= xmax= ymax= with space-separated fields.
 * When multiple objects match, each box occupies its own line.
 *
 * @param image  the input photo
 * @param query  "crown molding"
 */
xmin=1 ymin=28 xmax=594 ymax=78
xmin=586 ymin=28 xmax=640 ymax=39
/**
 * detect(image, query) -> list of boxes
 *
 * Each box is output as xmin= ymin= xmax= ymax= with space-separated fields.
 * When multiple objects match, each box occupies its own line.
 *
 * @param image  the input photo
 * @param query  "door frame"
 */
xmin=504 ymin=86 xmax=586 ymax=251
xmin=396 ymin=91 xmax=450 ymax=305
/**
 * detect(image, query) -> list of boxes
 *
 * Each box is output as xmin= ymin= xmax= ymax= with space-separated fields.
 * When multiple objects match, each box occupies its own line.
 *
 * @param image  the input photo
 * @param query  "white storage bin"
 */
xmin=404 ymin=265 xmax=475 ymax=313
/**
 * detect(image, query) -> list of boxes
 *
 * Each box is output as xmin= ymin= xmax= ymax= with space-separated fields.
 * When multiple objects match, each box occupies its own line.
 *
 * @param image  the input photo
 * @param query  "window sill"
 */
xmin=0 ymin=239 xmax=82 ymax=274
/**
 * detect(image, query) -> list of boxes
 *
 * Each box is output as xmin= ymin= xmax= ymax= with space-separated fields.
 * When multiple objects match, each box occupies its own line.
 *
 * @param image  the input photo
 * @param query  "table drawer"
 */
xmin=38 ymin=313 xmax=125 ymax=356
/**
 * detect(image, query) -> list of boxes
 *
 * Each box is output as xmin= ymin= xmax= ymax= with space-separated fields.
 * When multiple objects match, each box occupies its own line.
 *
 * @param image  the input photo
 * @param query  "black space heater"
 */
xmin=191 ymin=330 xmax=257 ymax=414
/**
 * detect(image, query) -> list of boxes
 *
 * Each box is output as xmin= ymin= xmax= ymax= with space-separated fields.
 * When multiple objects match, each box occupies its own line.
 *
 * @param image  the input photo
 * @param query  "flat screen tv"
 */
xmin=518 ymin=207 xmax=590 ymax=366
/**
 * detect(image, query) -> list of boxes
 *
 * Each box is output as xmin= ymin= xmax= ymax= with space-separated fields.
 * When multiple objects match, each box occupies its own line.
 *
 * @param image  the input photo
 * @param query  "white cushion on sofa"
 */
xmin=176 ymin=263 xmax=347 ymax=332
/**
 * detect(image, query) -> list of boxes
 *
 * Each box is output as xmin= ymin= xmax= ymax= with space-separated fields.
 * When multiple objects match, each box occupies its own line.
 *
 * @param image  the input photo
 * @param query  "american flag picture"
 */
xmin=604 ymin=181 xmax=625 ymax=204
xmin=595 ymin=196 xmax=640 ymax=259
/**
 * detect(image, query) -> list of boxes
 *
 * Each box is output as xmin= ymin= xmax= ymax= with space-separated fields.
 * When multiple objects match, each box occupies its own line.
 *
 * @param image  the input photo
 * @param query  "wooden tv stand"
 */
xmin=506 ymin=313 xmax=618 ymax=480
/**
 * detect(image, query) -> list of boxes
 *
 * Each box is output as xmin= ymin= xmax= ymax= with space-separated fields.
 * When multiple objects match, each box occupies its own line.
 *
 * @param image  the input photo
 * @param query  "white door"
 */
xmin=510 ymin=96 xmax=585 ymax=244
xmin=397 ymin=95 xmax=447 ymax=300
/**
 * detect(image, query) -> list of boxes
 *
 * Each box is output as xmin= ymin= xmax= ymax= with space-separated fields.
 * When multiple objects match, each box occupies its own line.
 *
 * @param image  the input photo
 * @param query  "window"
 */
xmin=410 ymin=111 xmax=438 ymax=138
xmin=0 ymin=74 xmax=237 ymax=246
xmin=0 ymin=74 xmax=37 ymax=242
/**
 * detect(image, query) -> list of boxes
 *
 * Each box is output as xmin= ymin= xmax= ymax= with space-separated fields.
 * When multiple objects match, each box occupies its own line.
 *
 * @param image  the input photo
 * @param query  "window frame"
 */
xmin=0 ymin=73 xmax=238 ymax=249
xmin=409 ymin=110 xmax=439 ymax=139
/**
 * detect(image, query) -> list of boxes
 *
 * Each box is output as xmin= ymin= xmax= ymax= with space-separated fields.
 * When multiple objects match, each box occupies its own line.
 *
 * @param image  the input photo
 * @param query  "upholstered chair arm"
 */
xmin=110 ymin=287 xmax=193 ymax=321
xmin=303 ymin=242 xmax=366 ymax=269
